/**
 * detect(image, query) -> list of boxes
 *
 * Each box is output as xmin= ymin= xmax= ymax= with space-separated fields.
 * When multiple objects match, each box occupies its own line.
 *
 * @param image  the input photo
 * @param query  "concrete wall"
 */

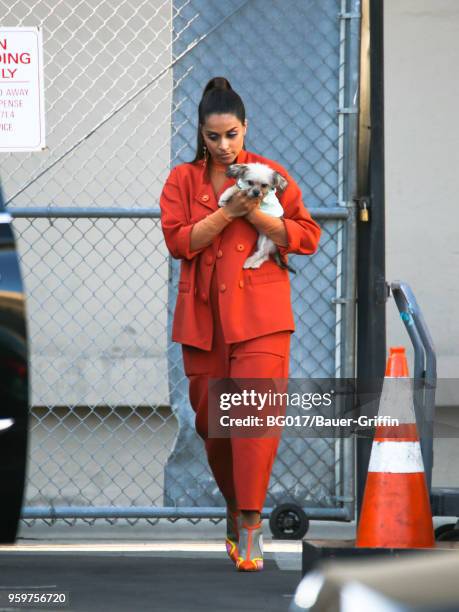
xmin=384 ymin=0 xmax=459 ymax=486
xmin=385 ymin=0 xmax=459 ymax=392
xmin=3 ymin=1 xmax=172 ymax=406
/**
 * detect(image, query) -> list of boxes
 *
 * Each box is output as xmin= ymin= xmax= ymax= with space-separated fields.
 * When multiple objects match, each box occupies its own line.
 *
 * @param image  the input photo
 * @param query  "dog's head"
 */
xmin=226 ymin=163 xmax=288 ymax=199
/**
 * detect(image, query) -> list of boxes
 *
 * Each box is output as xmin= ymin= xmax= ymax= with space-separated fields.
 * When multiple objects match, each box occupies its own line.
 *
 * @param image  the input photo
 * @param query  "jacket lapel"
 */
xmin=191 ymin=149 xmax=251 ymax=217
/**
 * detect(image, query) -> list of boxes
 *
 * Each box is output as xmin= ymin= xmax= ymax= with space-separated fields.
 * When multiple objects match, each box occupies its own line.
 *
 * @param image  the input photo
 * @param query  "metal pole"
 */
xmin=356 ymin=0 xmax=387 ymax=517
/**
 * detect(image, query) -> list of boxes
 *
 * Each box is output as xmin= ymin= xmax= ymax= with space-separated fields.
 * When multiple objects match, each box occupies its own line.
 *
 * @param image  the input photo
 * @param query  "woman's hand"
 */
xmin=223 ymin=190 xmax=263 ymax=219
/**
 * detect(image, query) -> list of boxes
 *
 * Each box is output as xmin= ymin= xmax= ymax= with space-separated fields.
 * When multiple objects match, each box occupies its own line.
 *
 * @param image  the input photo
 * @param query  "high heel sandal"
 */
xmin=225 ymin=509 xmax=240 ymax=564
xmin=236 ymin=521 xmax=263 ymax=571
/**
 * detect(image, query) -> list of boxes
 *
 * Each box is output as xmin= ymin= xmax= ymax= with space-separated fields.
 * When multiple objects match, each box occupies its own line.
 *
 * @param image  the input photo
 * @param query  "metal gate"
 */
xmin=2 ymin=0 xmax=360 ymax=524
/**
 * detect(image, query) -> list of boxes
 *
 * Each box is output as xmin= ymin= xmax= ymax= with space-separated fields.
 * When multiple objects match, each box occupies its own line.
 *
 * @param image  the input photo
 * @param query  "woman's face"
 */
xmin=200 ymin=113 xmax=247 ymax=164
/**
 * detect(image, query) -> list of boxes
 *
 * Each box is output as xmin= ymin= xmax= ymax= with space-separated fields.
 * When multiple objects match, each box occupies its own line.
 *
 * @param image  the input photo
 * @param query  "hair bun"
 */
xmin=202 ymin=76 xmax=232 ymax=97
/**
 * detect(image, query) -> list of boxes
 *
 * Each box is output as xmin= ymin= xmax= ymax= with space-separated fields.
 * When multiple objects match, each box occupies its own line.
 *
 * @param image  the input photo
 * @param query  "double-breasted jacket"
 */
xmin=159 ymin=148 xmax=321 ymax=350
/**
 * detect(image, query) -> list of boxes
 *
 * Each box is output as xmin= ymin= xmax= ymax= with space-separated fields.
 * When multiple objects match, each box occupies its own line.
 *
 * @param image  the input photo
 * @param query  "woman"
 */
xmin=160 ymin=76 xmax=321 ymax=571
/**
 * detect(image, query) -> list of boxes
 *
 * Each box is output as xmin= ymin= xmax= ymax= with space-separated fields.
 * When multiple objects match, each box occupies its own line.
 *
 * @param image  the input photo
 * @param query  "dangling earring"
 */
xmin=203 ymin=144 xmax=208 ymax=167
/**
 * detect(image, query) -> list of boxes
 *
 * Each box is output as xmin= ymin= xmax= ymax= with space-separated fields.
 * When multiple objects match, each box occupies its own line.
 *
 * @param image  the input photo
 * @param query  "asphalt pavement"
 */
xmin=0 ymin=550 xmax=300 ymax=612
xmin=0 ymin=518 xmax=452 ymax=612
xmin=0 ymin=519 xmax=329 ymax=612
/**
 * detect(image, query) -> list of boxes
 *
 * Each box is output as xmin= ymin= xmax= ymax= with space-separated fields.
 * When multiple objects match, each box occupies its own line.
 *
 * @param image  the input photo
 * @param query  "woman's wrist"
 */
xmin=190 ymin=207 xmax=233 ymax=251
xmin=245 ymin=209 xmax=289 ymax=247
xmin=245 ymin=207 xmax=261 ymax=223
xmin=219 ymin=206 xmax=235 ymax=222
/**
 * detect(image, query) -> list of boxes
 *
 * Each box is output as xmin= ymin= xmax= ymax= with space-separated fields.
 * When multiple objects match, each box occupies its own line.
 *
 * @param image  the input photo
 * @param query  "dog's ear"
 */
xmin=226 ymin=164 xmax=248 ymax=179
xmin=273 ymin=171 xmax=288 ymax=192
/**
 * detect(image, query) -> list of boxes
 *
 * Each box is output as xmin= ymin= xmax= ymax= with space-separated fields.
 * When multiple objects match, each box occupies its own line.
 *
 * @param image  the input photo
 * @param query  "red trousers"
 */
xmin=182 ymin=273 xmax=291 ymax=513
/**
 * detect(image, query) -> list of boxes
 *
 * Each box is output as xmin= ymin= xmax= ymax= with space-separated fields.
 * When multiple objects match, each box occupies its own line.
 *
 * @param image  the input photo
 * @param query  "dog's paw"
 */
xmin=218 ymin=186 xmax=235 ymax=208
xmin=243 ymin=256 xmax=264 ymax=269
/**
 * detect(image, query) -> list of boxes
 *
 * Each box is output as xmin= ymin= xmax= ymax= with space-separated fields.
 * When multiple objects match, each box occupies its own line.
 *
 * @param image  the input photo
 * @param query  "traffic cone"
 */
xmin=385 ymin=346 xmax=409 ymax=376
xmin=356 ymin=347 xmax=435 ymax=548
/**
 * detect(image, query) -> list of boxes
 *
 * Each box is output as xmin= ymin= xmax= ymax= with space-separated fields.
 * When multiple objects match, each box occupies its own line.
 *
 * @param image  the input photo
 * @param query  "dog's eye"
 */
xmin=247 ymin=180 xmax=254 ymax=186
xmin=261 ymin=183 xmax=268 ymax=188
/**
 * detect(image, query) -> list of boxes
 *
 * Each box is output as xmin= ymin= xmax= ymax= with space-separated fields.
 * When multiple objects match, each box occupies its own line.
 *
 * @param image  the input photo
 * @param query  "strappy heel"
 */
xmin=225 ymin=509 xmax=240 ymax=564
xmin=236 ymin=521 xmax=263 ymax=571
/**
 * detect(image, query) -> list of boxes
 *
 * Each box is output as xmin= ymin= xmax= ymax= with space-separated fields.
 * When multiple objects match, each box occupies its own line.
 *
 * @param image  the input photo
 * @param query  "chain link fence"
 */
xmin=1 ymin=0 xmax=360 ymax=525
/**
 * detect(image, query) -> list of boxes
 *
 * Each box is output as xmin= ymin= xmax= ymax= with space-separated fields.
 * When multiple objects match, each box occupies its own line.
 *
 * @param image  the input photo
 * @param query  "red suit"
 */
xmin=160 ymin=148 xmax=321 ymax=511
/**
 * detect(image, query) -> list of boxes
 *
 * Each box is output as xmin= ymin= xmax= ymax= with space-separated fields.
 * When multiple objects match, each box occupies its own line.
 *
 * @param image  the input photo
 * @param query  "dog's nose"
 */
xmin=252 ymin=189 xmax=260 ymax=197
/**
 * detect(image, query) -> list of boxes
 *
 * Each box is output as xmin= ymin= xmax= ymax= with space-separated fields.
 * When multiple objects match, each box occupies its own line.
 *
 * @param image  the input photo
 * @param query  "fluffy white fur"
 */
xmin=218 ymin=163 xmax=288 ymax=269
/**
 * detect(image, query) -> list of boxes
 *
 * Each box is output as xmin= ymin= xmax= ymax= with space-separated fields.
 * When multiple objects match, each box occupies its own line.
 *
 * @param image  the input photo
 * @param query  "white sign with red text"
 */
xmin=0 ymin=27 xmax=45 ymax=151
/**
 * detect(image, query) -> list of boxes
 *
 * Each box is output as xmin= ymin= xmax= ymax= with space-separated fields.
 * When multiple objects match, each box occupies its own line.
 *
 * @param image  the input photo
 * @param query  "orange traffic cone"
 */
xmin=385 ymin=346 xmax=409 ymax=376
xmin=356 ymin=347 xmax=435 ymax=548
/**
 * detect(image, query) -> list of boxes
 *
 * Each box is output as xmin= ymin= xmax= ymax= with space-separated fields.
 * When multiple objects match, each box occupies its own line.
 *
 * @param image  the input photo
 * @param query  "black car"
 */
xmin=0 ymin=186 xmax=29 ymax=543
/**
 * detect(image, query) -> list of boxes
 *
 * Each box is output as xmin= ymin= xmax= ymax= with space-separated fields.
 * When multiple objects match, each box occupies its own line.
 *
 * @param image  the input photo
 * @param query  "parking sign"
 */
xmin=0 ymin=27 xmax=45 ymax=152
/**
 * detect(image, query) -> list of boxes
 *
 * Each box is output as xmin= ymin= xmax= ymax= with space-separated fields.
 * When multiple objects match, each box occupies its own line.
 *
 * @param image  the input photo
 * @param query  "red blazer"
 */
xmin=160 ymin=148 xmax=321 ymax=350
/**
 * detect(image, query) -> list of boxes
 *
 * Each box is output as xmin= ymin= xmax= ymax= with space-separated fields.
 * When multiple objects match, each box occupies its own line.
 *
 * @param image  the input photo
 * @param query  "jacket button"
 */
xmin=239 ymin=280 xmax=244 ymax=288
xmin=220 ymin=283 xmax=226 ymax=292
xmin=201 ymin=194 xmax=209 ymax=202
xmin=216 ymin=249 xmax=223 ymax=258
xmin=201 ymin=293 xmax=207 ymax=302
xmin=236 ymin=244 xmax=245 ymax=252
xmin=205 ymin=255 xmax=213 ymax=265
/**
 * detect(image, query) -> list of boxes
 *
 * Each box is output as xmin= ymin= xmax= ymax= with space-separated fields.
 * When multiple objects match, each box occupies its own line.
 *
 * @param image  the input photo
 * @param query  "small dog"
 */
xmin=218 ymin=163 xmax=295 ymax=272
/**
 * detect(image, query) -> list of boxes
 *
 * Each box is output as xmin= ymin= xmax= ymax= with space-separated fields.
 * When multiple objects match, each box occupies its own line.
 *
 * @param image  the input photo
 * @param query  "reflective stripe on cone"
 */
xmin=356 ymin=347 xmax=435 ymax=549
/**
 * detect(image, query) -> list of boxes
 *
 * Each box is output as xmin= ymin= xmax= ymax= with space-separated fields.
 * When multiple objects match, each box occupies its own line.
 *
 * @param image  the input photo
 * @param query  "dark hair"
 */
xmin=190 ymin=76 xmax=246 ymax=163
